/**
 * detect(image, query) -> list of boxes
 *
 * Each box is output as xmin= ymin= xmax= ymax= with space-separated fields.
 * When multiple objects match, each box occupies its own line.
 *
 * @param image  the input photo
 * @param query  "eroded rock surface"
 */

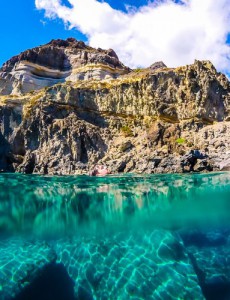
xmin=0 ymin=38 xmax=130 ymax=95
xmin=55 ymin=231 xmax=204 ymax=300
xmin=0 ymin=239 xmax=56 ymax=300
xmin=0 ymin=39 xmax=230 ymax=174
xmin=180 ymin=229 xmax=230 ymax=300
xmin=0 ymin=232 xmax=205 ymax=300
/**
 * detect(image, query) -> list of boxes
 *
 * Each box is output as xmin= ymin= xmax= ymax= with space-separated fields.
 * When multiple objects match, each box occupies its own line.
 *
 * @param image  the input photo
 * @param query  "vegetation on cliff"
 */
xmin=0 ymin=39 xmax=230 ymax=174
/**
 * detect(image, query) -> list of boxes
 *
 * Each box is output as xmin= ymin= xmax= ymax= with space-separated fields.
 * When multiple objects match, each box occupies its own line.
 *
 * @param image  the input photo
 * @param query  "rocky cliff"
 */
xmin=0 ymin=38 xmax=230 ymax=174
xmin=0 ymin=38 xmax=130 ymax=95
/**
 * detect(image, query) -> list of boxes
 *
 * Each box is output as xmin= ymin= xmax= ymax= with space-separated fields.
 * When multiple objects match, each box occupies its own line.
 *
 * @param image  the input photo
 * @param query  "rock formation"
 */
xmin=0 ymin=38 xmax=230 ymax=174
xmin=150 ymin=61 xmax=167 ymax=71
xmin=0 ymin=38 xmax=130 ymax=95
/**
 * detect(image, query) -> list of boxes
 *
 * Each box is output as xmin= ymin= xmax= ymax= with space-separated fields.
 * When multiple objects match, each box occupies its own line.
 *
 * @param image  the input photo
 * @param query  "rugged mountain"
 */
xmin=0 ymin=38 xmax=130 ymax=95
xmin=0 ymin=38 xmax=230 ymax=174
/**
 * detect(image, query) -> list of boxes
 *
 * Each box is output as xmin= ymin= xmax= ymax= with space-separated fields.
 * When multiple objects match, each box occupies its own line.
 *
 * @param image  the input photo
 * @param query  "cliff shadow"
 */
xmin=76 ymin=110 xmax=108 ymax=128
xmin=0 ymin=132 xmax=14 ymax=172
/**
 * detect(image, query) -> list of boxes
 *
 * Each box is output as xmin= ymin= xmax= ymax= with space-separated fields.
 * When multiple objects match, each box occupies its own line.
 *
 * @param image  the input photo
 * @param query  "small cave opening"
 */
xmin=13 ymin=263 xmax=76 ymax=300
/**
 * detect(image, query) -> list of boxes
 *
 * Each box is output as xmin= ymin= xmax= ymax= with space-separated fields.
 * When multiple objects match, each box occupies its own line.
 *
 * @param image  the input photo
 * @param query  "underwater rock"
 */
xmin=54 ymin=230 xmax=204 ymax=299
xmin=0 ymin=231 xmax=205 ymax=299
xmin=0 ymin=239 xmax=56 ymax=299
xmin=180 ymin=230 xmax=230 ymax=300
xmin=1 ymin=171 xmax=230 ymax=299
xmin=14 ymin=263 xmax=75 ymax=300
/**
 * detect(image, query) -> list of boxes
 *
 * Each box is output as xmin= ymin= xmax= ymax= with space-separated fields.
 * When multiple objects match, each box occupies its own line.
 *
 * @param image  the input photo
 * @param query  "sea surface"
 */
xmin=0 ymin=172 xmax=230 ymax=300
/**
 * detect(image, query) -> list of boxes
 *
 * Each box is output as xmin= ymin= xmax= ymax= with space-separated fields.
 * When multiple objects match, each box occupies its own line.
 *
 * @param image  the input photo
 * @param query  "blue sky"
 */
xmin=0 ymin=0 xmax=148 ymax=66
xmin=0 ymin=0 xmax=85 ymax=66
xmin=1 ymin=0 xmax=230 ymax=75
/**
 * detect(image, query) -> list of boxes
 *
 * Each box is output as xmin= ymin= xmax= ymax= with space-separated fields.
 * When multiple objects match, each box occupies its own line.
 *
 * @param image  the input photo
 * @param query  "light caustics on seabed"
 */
xmin=0 ymin=173 xmax=230 ymax=300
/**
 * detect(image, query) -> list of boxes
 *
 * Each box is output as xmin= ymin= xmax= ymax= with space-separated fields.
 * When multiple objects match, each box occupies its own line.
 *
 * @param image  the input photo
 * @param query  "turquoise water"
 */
xmin=0 ymin=173 xmax=230 ymax=299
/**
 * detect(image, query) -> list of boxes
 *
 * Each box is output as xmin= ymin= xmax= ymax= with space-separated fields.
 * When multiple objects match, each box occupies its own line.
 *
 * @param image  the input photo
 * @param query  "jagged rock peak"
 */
xmin=46 ymin=37 xmax=88 ymax=49
xmin=1 ymin=38 xmax=124 ymax=72
xmin=46 ymin=38 xmax=118 ymax=60
xmin=150 ymin=61 xmax=167 ymax=71
xmin=0 ymin=38 xmax=130 ymax=95
xmin=1 ymin=38 xmax=88 ymax=73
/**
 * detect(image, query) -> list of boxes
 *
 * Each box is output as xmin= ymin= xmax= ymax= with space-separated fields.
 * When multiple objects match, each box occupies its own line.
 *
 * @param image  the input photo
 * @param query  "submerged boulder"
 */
xmin=54 ymin=230 xmax=204 ymax=299
xmin=0 ymin=239 xmax=56 ymax=299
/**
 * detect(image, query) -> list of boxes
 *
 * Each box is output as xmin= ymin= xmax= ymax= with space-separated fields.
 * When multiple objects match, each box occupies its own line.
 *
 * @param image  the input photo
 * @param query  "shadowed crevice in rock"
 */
xmin=0 ymin=132 xmax=12 ymax=171
xmin=188 ymin=252 xmax=230 ymax=300
xmin=180 ymin=230 xmax=230 ymax=300
xmin=80 ymin=136 xmax=89 ymax=163
xmin=203 ymin=281 xmax=230 ymax=300
xmin=0 ymin=104 xmax=25 ymax=172
xmin=180 ymin=231 xmax=227 ymax=248
xmin=13 ymin=263 xmax=76 ymax=300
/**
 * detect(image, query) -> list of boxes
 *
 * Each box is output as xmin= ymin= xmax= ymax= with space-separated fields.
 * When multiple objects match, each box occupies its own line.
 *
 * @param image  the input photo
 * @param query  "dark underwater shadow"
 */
xmin=188 ymin=250 xmax=230 ymax=300
xmin=13 ymin=263 xmax=75 ymax=300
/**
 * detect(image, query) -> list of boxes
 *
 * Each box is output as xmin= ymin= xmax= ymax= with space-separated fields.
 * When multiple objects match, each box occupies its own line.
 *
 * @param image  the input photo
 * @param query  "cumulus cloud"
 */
xmin=35 ymin=0 xmax=230 ymax=73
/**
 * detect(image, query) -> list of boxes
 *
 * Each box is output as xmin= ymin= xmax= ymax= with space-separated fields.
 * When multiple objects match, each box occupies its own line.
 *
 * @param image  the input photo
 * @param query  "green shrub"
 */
xmin=134 ymin=68 xmax=142 ymax=73
xmin=176 ymin=137 xmax=186 ymax=145
xmin=121 ymin=126 xmax=133 ymax=137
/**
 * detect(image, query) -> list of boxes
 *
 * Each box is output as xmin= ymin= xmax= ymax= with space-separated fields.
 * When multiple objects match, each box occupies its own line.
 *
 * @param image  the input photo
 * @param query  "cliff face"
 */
xmin=0 ymin=38 xmax=130 ymax=95
xmin=0 ymin=39 xmax=230 ymax=174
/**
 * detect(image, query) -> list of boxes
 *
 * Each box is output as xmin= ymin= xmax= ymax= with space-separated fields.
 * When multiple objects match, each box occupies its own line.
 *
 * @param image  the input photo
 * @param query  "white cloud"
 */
xmin=35 ymin=0 xmax=230 ymax=73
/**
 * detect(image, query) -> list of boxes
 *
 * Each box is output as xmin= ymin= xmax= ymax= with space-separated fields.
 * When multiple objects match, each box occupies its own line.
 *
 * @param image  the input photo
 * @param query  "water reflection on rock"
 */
xmin=0 ymin=173 xmax=230 ymax=237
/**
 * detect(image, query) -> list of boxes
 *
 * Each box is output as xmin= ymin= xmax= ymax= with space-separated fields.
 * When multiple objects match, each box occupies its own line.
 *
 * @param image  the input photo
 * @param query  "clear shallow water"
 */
xmin=0 ymin=172 xmax=230 ymax=300
xmin=0 ymin=172 xmax=230 ymax=238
